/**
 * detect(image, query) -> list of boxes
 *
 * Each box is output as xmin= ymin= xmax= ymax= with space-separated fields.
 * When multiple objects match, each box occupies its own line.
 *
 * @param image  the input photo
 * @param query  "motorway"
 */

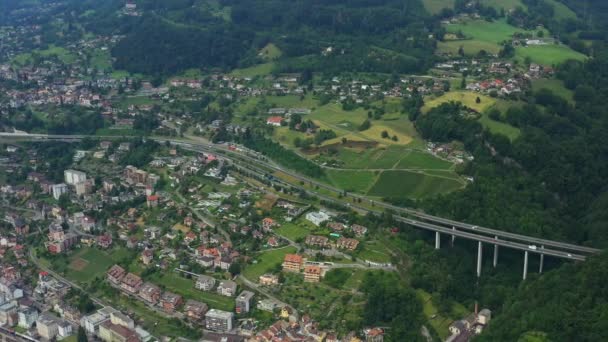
xmin=1 ymin=132 xmax=601 ymax=261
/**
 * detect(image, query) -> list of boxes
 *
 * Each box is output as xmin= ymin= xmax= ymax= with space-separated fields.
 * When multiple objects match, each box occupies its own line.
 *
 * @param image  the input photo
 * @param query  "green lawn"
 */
xmin=367 ymin=170 xmax=464 ymax=199
xmin=12 ymin=45 xmax=78 ymax=65
xmin=532 ymin=78 xmax=574 ymax=103
xmin=259 ymin=43 xmax=282 ymax=61
xmin=515 ymin=44 xmax=587 ymax=66
xmin=440 ymin=19 xmax=527 ymax=55
xmin=423 ymin=91 xmax=497 ymax=113
xmin=356 ymin=241 xmax=393 ymax=263
xmin=395 ymin=150 xmax=454 ymax=170
xmin=230 ymin=62 xmax=275 ymax=77
xmin=326 ymin=169 xmax=379 ymax=193
xmin=65 ymin=247 xmax=130 ymax=283
xmin=266 ymin=94 xmax=319 ymax=109
xmin=243 ymin=246 xmax=297 ymax=280
xmin=148 ymin=272 xmax=235 ymax=311
xmin=479 ymin=110 xmax=521 ymax=140
xmin=275 ymin=222 xmax=313 ymax=241
xmin=90 ymin=49 xmax=112 ymax=70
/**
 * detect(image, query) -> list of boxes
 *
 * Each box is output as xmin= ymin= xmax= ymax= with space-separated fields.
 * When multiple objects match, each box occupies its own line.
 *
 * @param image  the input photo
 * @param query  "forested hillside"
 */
xmin=109 ymin=0 xmax=438 ymax=75
xmin=476 ymin=252 xmax=608 ymax=341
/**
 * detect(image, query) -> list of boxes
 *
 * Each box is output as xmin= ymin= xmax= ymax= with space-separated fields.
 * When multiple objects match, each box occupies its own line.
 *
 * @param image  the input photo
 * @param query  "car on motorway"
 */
xmin=528 ymin=245 xmax=537 ymax=250
xmin=471 ymin=225 xmax=478 ymax=229
xmin=567 ymin=253 xmax=572 ymax=257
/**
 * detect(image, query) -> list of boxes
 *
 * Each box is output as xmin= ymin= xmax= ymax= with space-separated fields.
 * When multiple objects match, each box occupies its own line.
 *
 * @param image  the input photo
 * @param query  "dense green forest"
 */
xmin=477 ymin=251 xmax=608 ymax=341
xmin=108 ymin=0 xmax=438 ymax=75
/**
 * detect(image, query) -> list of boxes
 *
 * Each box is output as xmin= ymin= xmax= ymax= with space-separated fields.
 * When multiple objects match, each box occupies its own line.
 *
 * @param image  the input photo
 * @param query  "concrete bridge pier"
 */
xmin=539 ymin=245 xmax=544 ymax=274
xmin=451 ymin=226 xmax=456 ymax=246
xmin=493 ymin=236 xmax=499 ymax=268
xmin=523 ymin=251 xmax=529 ymax=280
xmin=477 ymin=241 xmax=483 ymax=277
xmin=435 ymin=231 xmax=441 ymax=249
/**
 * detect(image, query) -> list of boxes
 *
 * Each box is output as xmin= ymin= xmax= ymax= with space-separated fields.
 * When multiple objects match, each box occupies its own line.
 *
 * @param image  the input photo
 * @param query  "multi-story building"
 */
xmin=110 ymin=312 xmax=135 ymax=330
xmin=217 ymin=280 xmax=237 ymax=297
xmin=138 ymin=282 xmax=161 ymax=305
xmin=107 ymin=265 xmax=126 ymax=285
xmin=205 ymin=309 xmax=235 ymax=332
xmin=195 ymin=275 xmax=216 ymax=291
xmin=336 ymin=237 xmax=360 ymax=251
xmin=98 ymin=321 xmax=140 ymax=342
xmin=235 ymin=291 xmax=255 ymax=314
xmin=64 ymin=169 xmax=87 ymax=185
xmin=304 ymin=265 xmax=322 ymax=283
xmin=184 ymin=300 xmax=208 ymax=322
xmin=36 ymin=313 xmax=60 ymax=340
xmin=282 ymin=254 xmax=303 ymax=272
xmin=305 ymin=235 xmax=329 ymax=248
xmin=258 ymin=274 xmax=279 ymax=286
xmin=120 ymin=273 xmax=143 ymax=294
xmin=80 ymin=307 xmax=116 ymax=335
xmin=51 ymin=183 xmax=68 ymax=200
xmin=18 ymin=307 xmax=38 ymax=328
xmin=75 ymin=179 xmax=95 ymax=196
xmin=160 ymin=292 xmax=183 ymax=313
xmin=305 ymin=211 xmax=331 ymax=226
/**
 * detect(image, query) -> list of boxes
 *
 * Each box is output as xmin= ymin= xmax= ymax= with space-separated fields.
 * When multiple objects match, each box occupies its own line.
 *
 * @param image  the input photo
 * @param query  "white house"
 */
xmin=305 ymin=211 xmax=331 ymax=226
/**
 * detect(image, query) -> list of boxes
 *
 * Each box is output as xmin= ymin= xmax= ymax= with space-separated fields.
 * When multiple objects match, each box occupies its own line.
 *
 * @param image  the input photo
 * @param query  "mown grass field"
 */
xmin=515 ymin=44 xmax=587 ymax=66
xmin=275 ymin=221 xmax=315 ymax=241
xmin=395 ymin=150 xmax=455 ymax=170
xmin=367 ymin=170 xmax=464 ymax=199
xmin=230 ymin=62 xmax=275 ymax=77
xmin=440 ymin=19 xmax=528 ymax=55
xmin=12 ymin=45 xmax=78 ymax=65
xmin=357 ymin=241 xmax=393 ymax=263
xmin=243 ymin=246 xmax=297 ymax=280
xmin=259 ymin=43 xmax=282 ymax=61
xmin=478 ymin=110 xmax=521 ymax=140
xmin=65 ymin=247 xmax=131 ymax=283
xmin=532 ymin=78 xmax=574 ymax=103
xmin=423 ymin=91 xmax=497 ymax=113
xmin=326 ymin=169 xmax=379 ymax=193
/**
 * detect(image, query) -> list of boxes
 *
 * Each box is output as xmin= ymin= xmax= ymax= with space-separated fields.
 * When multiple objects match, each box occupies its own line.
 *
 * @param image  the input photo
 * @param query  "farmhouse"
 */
xmin=266 ymin=116 xmax=283 ymax=126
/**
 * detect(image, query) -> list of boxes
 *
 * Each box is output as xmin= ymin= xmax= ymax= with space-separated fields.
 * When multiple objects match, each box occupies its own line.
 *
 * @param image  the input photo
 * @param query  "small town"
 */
xmin=0 ymin=0 xmax=606 ymax=341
